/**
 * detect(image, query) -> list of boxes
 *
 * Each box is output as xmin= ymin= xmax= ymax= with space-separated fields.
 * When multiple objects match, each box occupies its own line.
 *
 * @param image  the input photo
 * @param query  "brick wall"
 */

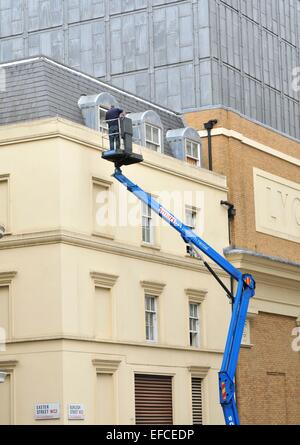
xmin=185 ymin=108 xmax=300 ymax=262
xmin=236 ymin=313 xmax=300 ymax=425
xmin=185 ymin=108 xmax=300 ymax=425
xmin=185 ymin=109 xmax=300 ymax=159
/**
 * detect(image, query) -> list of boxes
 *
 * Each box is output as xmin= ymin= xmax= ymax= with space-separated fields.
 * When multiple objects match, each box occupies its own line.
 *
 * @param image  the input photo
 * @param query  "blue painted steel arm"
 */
xmin=219 ymin=275 xmax=255 ymax=425
xmin=113 ymin=170 xmax=242 ymax=281
xmin=113 ymin=169 xmax=255 ymax=425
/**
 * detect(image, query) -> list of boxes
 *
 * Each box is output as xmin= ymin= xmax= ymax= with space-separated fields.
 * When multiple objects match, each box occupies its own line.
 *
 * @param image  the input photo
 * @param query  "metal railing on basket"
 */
xmin=100 ymin=117 xmax=142 ymax=154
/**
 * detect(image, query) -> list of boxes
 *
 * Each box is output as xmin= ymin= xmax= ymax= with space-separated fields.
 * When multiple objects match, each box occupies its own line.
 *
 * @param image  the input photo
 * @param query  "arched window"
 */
xmin=166 ymin=127 xmax=202 ymax=166
xmin=78 ymin=93 xmax=120 ymax=133
xmin=127 ymin=110 xmax=164 ymax=153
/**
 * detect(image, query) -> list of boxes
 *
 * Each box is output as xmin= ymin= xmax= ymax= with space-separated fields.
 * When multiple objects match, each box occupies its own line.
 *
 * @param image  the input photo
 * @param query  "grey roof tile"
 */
xmin=0 ymin=56 xmax=185 ymax=157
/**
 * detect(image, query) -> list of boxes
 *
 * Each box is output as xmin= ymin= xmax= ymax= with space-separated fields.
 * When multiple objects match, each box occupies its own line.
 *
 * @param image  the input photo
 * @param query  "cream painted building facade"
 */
xmin=0 ymin=117 xmax=235 ymax=425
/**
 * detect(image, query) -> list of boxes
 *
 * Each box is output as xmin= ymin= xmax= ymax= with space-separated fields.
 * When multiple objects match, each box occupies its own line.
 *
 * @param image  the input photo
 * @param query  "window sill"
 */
xmin=1 ymin=232 xmax=12 ymax=237
xmin=185 ymin=254 xmax=199 ymax=259
xmin=241 ymin=343 xmax=254 ymax=349
xmin=141 ymin=242 xmax=161 ymax=251
xmin=145 ymin=145 xmax=162 ymax=154
xmin=92 ymin=231 xmax=115 ymax=241
xmin=146 ymin=339 xmax=158 ymax=345
xmin=185 ymin=160 xmax=201 ymax=168
xmin=188 ymin=345 xmax=201 ymax=350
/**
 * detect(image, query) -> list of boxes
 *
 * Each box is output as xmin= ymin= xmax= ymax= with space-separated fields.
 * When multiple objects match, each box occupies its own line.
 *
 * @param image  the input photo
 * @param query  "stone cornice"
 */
xmin=141 ymin=158 xmax=227 ymax=192
xmin=224 ymin=249 xmax=300 ymax=290
xmin=0 ymin=360 xmax=18 ymax=371
xmin=0 ymin=174 xmax=10 ymax=180
xmin=187 ymin=366 xmax=210 ymax=378
xmin=198 ymin=127 xmax=300 ymax=167
xmin=0 ymin=117 xmax=227 ymax=193
xmin=92 ymin=359 xmax=121 ymax=373
xmin=0 ymin=229 xmax=228 ymax=277
xmin=247 ymin=308 xmax=259 ymax=320
xmin=225 ymin=247 xmax=300 ymax=269
xmin=3 ymin=335 xmax=224 ymax=355
xmin=185 ymin=288 xmax=208 ymax=303
xmin=90 ymin=272 xmax=118 ymax=289
xmin=140 ymin=280 xmax=166 ymax=295
xmin=0 ymin=271 xmax=17 ymax=285
xmin=92 ymin=176 xmax=113 ymax=187
xmin=0 ymin=117 xmax=102 ymax=151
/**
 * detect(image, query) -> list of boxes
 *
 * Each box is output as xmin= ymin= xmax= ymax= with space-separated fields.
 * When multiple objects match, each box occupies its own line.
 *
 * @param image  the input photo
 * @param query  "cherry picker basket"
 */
xmin=101 ymin=117 xmax=143 ymax=168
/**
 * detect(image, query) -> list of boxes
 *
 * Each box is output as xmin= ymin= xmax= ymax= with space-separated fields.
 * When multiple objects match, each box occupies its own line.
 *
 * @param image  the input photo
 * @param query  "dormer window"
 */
xmin=78 ymin=92 xmax=120 ymax=134
xmin=145 ymin=124 xmax=161 ymax=152
xmin=186 ymin=139 xmax=200 ymax=166
xmin=99 ymin=107 xmax=109 ymax=134
xmin=128 ymin=111 xmax=164 ymax=153
xmin=166 ymin=128 xmax=202 ymax=166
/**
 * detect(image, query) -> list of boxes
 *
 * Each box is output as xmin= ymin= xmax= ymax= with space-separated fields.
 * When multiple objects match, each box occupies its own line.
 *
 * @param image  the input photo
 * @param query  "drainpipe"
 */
xmin=220 ymin=201 xmax=237 ymax=306
xmin=220 ymin=201 xmax=236 ymax=245
xmin=204 ymin=119 xmax=218 ymax=171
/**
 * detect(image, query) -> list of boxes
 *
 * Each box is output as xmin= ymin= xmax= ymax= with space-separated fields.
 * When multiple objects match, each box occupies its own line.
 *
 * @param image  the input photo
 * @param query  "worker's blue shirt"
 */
xmin=105 ymin=108 xmax=123 ymax=128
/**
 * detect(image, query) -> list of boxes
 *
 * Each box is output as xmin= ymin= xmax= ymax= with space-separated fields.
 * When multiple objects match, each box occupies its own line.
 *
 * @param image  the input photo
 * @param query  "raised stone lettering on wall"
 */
xmin=253 ymin=168 xmax=300 ymax=243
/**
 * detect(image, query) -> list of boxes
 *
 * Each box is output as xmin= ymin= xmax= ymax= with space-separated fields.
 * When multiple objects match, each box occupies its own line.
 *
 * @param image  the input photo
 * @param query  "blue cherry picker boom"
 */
xmin=102 ymin=117 xmax=256 ymax=425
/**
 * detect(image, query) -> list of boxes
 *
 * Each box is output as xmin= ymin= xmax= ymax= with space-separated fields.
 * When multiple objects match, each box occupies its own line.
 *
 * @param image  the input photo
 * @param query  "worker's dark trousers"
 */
xmin=109 ymin=125 xmax=120 ymax=151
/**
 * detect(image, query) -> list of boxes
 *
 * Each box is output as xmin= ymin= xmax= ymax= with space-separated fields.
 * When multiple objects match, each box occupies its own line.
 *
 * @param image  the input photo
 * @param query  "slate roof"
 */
xmin=0 ymin=56 xmax=185 ymax=156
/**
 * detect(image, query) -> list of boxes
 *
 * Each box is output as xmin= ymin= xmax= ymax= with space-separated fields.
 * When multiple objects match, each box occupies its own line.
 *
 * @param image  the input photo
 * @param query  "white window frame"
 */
xmin=142 ymin=201 xmax=155 ymax=244
xmin=145 ymin=123 xmax=161 ymax=152
xmin=145 ymin=295 xmax=158 ymax=342
xmin=98 ymin=106 xmax=109 ymax=134
xmin=132 ymin=123 xmax=142 ymax=145
xmin=189 ymin=302 xmax=200 ymax=347
xmin=185 ymin=206 xmax=197 ymax=230
xmin=185 ymin=139 xmax=200 ymax=166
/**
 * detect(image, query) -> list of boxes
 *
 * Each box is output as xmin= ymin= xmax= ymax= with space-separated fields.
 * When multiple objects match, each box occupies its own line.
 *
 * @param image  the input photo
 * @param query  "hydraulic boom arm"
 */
xmin=113 ymin=167 xmax=255 ymax=425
